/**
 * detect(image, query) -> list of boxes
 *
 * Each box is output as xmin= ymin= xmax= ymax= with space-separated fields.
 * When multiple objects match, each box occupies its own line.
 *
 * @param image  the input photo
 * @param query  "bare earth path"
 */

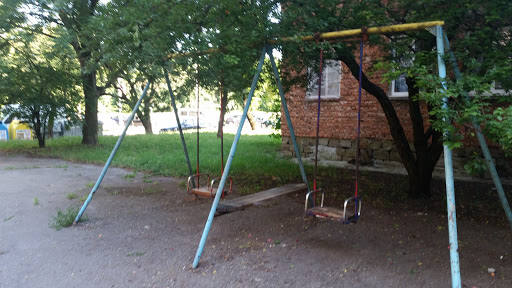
xmin=0 ymin=152 xmax=510 ymax=288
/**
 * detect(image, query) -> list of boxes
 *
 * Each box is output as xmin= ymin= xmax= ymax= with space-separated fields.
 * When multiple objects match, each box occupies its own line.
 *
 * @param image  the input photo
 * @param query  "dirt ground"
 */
xmin=0 ymin=152 xmax=511 ymax=288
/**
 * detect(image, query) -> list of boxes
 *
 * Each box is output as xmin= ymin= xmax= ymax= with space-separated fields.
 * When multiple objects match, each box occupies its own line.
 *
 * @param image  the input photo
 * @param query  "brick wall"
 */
xmin=280 ymin=45 xmax=511 ymax=178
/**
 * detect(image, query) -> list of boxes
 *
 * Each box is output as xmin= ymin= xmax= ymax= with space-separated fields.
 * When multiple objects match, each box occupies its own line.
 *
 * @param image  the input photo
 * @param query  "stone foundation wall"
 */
xmin=281 ymin=136 xmax=512 ymax=179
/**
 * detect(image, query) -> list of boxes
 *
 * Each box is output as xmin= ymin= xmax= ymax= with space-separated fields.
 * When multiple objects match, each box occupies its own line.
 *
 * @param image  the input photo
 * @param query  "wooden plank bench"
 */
xmin=216 ymin=183 xmax=307 ymax=215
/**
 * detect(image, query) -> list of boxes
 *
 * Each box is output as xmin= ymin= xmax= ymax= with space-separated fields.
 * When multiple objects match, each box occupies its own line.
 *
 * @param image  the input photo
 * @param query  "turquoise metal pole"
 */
xmin=266 ymin=46 xmax=310 ymax=189
xmin=442 ymin=33 xmax=512 ymax=230
xmin=192 ymin=47 xmax=267 ymax=268
xmin=436 ymin=25 xmax=462 ymax=288
xmin=163 ymin=68 xmax=195 ymax=187
xmin=74 ymin=81 xmax=151 ymax=224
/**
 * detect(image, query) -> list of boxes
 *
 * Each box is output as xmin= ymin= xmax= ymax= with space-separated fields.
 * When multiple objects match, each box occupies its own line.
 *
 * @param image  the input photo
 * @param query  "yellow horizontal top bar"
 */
xmin=168 ymin=21 xmax=444 ymax=59
xmin=278 ymin=21 xmax=445 ymax=43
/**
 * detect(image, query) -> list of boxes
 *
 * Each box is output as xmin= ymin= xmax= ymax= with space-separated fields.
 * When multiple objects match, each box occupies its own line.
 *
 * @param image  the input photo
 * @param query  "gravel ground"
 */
xmin=0 ymin=152 xmax=510 ymax=288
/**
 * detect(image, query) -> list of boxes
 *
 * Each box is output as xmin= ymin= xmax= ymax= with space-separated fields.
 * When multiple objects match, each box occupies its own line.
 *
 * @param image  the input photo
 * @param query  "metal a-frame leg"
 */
xmin=436 ymin=25 xmax=462 ymax=288
xmin=163 ymin=68 xmax=195 ymax=188
xmin=74 ymin=81 xmax=151 ymax=224
xmin=266 ymin=46 xmax=310 ymax=192
xmin=192 ymin=47 xmax=267 ymax=268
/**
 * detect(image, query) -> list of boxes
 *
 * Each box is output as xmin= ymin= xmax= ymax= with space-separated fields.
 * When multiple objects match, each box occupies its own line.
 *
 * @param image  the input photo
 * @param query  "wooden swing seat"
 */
xmin=190 ymin=186 xmax=228 ymax=198
xmin=307 ymin=206 xmax=344 ymax=220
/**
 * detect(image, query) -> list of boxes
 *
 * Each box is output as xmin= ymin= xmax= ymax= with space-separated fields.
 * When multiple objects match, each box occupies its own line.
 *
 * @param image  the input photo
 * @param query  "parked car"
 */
xmin=159 ymin=118 xmax=205 ymax=133
xmin=225 ymin=115 xmax=242 ymax=125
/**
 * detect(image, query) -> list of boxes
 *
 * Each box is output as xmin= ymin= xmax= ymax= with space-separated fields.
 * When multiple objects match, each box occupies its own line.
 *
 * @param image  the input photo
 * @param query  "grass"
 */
xmin=0 ymin=133 xmax=302 ymax=185
xmin=34 ymin=197 xmax=39 ymax=205
xmin=124 ymin=172 xmax=136 ymax=180
xmin=5 ymin=165 xmax=40 ymax=170
xmin=67 ymin=193 xmax=78 ymax=200
xmin=50 ymin=206 xmax=85 ymax=230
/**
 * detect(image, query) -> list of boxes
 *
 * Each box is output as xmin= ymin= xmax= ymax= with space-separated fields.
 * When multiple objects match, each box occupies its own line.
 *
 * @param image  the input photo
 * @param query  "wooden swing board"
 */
xmin=307 ymin=206 xmax=344 ymax=221
xmin=190 ymin=186 xmax=216 ymax=198
xmin=190 ymin=186 xmax=230 ymax=198
xmin=216 ymin=183 xmax=307 ymax=215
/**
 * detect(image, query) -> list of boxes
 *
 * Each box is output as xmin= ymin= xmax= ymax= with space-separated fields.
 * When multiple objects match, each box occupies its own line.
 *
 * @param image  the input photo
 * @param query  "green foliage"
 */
xmin=0 ymin=21 xmax=82 ymax=147
xmin=66 ymin=193 xmax=77 ymax=200
xmin=50 ymin=206 xmax=84 ymax=230
xmin=33 ymin=197 xmax=39 ymax=206
xmin=464 ymin=153 xmax=488 ymax=177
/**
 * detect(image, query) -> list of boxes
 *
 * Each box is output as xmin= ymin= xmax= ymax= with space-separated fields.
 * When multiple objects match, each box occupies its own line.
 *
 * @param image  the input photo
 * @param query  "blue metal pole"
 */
xmin=442 ymin=33 xmax=512 ymax=230
xmin=163 ymin=68 xmax=195 ymax=187
xmin=74 ymin=81 xmax=151 ymax=224
xmin=436 ymin=25 xmax=462 ymax=288
xmin=266 ymin=46 xmax=310 ymax=189
xmin=192 ymin=47 xmax=267 ymax=268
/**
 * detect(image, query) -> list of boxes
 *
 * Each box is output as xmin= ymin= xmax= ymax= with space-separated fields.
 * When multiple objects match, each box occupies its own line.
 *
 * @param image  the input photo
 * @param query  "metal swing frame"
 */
xmin=71 ymin=21 xmax=512 ymax=288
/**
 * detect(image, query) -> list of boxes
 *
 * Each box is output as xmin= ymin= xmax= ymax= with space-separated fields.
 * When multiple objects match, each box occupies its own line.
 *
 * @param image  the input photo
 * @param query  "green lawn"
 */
xmin=0 ymin=133 xmax=308 ymax=192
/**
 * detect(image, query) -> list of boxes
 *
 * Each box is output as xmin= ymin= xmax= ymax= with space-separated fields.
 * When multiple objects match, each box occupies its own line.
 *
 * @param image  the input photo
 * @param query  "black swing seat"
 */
xmin=305 ymin=189 xmax=362 ymax=223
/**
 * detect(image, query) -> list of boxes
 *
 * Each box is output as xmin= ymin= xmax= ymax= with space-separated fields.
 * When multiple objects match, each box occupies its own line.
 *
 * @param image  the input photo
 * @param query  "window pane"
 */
xmin=394 ymin=74 xmax=408 ymax=93
xmin=307 ymin=60 xmax=341 ymax=98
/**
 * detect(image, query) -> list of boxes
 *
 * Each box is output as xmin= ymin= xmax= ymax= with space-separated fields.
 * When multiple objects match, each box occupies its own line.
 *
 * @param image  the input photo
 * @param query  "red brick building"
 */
xmin=280 ymin=45 xmax=511 ymax=178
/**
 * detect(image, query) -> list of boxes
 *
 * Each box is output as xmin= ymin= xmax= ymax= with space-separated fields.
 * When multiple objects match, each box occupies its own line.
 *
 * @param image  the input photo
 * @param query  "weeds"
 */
xmin=52 ymin=164 xmax=68 ymax=169
xmin=33 ymin=197 xmax=39 ymax=205
xmin=5 ymin=165 xmax=39 ymax=170
xmin=67 ymin=193 xmax=78 ymax=200
xmin=85 ymin=182 xmax=95 ymax=188
xmin=50 ymin=206 xmax=85 ymax=230
xmin=124 ymin=172 xmax=136 ymax=180
xmin=3 ymin=215 xmax=14 ymax=222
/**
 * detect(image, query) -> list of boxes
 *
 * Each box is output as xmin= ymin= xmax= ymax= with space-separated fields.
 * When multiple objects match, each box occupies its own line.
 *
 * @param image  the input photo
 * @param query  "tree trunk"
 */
xmin=339 ymin=54 xmax=444 ymax=198
xmin=32 ymin=109 xmax=45 ymax=148
xmin=134 ymin=83 xmax=153 ymax=134
xmin=140 ymin=117 xmax=153 ymax=134
xmin=242 ymin=97 xmax=257 ymax=130
xmin=47 ymin=112 xmax=54 ymax=139
xmin=81 ymin=72 xmax=100 ymax=145
xmin=217 ymin=85 xmax=228 ymax=138
xmin=59 ymin=2 xmax=101 ymax=145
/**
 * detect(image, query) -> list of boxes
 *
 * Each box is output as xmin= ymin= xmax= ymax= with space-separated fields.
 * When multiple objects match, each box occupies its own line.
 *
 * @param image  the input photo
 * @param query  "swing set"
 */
xmin=70 ymin=20 xmax=512 ymax=288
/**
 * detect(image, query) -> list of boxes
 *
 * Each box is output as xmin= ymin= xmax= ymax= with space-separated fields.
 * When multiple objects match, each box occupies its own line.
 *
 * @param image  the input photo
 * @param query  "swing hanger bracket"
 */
xmin=361 ymin=26 xmax=368 ymax=42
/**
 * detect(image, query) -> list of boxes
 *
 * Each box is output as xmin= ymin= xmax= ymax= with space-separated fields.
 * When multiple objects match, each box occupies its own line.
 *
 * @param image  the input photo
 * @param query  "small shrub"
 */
xmin=50 ymin=206 xmax=85 ymax=230
xmin=124 ymin=172 xmax=136 ymax=180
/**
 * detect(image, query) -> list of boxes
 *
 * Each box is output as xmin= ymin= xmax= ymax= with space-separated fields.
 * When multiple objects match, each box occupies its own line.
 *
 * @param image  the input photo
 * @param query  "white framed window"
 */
xmin=389 ymin=42 xmax=415 ymax=98
xmin=306 ymin=60 xmax=342 ymax=100
xmin=390 ymin=73 xmax=409 ymax=97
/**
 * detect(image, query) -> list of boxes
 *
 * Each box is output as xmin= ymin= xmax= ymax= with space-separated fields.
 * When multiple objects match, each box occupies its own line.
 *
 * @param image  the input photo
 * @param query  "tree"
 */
xmin=277 ymin=0 xmax=512 ymax=197
xmin=5 ymin=0 xmax=117 ymax=145
xmin=159 ymin=0 xmax=279 ymax=133
xmin=0 ymin=28 xmax=81 ymax=148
